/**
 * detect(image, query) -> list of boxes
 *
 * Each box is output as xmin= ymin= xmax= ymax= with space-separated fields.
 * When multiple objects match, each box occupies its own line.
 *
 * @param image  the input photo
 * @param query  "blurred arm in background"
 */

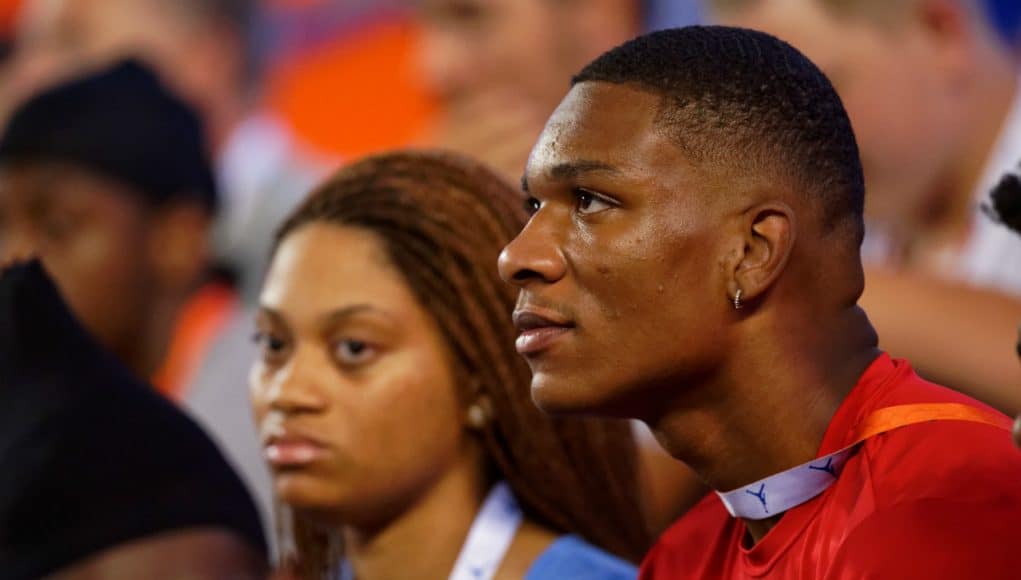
xmin=861 ymin=267 xmax=1021 ymax=415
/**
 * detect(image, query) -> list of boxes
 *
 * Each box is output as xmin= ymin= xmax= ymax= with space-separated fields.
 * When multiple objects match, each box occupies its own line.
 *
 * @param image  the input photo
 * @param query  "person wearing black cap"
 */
xmin=0 ymin=259 xmax=267 ymax=579
xmin=0 ymin=59 xmax=218 ymax=381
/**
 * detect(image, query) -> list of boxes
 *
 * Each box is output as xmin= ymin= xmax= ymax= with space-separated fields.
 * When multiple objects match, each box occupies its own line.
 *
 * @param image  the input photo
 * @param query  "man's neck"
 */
xmin=647 ymin=307 xmax=879 ymax=543
xmin=342 ymin=454 xmax=487 ymax=580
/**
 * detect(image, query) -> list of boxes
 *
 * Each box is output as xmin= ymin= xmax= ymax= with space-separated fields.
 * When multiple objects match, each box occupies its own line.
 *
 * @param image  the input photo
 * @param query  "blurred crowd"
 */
xmin=0 ymin=0 xmax=1019 ymax=578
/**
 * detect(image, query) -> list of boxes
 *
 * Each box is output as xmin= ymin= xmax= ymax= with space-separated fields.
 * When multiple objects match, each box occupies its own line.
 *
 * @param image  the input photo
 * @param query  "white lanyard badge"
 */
xmin=338 ymin=482 xmax=523 ymax=580
xmin=448 ymin=481 xmax=523 ymax=580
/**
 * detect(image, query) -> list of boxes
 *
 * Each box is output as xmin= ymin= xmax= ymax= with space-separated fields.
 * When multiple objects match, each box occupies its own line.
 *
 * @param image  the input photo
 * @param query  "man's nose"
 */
xmin=498 ymin=209 xmax=567 ymax=288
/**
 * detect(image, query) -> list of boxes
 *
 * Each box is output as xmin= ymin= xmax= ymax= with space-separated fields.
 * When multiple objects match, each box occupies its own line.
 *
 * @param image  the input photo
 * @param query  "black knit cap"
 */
xmin=0 ymin=260 xmax=264 ymax=579
xmin=0 ymin=59 xmax=218 ymax=212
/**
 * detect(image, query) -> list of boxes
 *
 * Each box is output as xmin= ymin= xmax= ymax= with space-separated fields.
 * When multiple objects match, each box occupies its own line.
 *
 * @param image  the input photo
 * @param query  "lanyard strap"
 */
xmin=717 ymin=403 xmax=1010 ymax=520
xmin=337 ymin=482 xmax=522 ymax=580
xmin=448 ymin=481 xmax=523 ymax=580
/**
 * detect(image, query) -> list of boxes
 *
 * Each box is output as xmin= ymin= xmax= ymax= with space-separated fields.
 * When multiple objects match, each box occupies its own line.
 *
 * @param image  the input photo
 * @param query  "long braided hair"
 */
xmin=272 ymin=150 xmax=650 ymax=577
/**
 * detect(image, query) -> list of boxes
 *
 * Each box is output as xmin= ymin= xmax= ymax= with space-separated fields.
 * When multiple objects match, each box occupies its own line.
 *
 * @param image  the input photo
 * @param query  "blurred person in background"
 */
xmin=707 ymin=0 xmax=1021 ymax=416
xmin=9 ymin=0 xmax=324 ymax=304
xmin=415 ymin=0 xmax=645 ymax=182
xmin=0 ymin=260 xmax=267 ymax=579
xmin=3 ymin=0 xmax=328 ymax=533
xmin=252 ymin=151 xmax=650 ymax=578
xmin=986 ymin=163 xmax=1021 ymax=446
xmin=0 ymin=59 xmax=216 ymax=382
xmin=415 ymin=0 xmax=707 ymax=533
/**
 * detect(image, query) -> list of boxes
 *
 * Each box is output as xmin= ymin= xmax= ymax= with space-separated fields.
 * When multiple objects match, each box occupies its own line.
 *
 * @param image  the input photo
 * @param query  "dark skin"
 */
xmin=49 ymin=528 xmax=265 ymax=580
xmin=0 ymin=162 xmax=211 ymax=377
xmin=251 ymin=224 xmax=556 ymax=579
xmin=498 ymin=81 xmax=881 ymax=543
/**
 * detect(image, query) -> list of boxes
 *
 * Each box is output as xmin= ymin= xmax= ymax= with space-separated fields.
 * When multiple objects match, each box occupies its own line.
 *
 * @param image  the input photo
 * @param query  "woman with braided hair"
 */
xmin=249 ymin=150 xmax=651 ymax=579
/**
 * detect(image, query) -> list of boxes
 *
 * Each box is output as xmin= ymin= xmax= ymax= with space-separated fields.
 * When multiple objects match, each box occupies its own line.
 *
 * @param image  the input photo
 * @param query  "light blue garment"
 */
xmin=643 ymin=0 xmax=701 ymax=32
xmin=526 ymin=536 xmax=637 ymax=580
xmin=335 ymin=536 xmax=636 ymax=580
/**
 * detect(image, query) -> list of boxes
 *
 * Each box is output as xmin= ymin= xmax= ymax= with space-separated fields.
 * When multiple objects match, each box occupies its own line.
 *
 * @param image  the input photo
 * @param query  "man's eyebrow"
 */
xmin=522 ymin=160 xmax=622 ymax=194
xmin=550 ymin=160 xmax=621 ymax=180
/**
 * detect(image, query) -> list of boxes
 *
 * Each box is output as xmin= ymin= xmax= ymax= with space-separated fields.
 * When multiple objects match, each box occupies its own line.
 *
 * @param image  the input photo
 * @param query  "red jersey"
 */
xmin=641 ymin=354 xmax=1021 ymax=579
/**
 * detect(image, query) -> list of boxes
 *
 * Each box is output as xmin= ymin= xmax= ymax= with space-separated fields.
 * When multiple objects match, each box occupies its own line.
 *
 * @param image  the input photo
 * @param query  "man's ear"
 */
xmin=727 ymin=202 xmax=795 ymax=307
xmin=147 ymin=201 xmax=213 ymax=296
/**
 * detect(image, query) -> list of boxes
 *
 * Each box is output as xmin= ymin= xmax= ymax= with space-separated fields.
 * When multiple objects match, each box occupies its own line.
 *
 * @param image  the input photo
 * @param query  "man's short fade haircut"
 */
xmin=572 ymin=25 xmax=865 ymax=236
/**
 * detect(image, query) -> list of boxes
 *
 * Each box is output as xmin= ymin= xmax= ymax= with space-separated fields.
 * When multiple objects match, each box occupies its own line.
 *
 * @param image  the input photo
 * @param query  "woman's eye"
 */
xmin=524 ymin=196 xmax=542 ymax=216
xmin=334 ymin=339 xmax=376 ymax=366
xmin=253 ymin=331 xmax=287 ymax=359
xmin=575 ymin=189 xmax=616 ymax=215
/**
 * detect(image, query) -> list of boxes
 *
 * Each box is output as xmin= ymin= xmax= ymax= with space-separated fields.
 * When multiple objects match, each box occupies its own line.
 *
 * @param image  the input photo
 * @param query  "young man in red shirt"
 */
xmin=499 ymin=26 xmax=1021 ymax=578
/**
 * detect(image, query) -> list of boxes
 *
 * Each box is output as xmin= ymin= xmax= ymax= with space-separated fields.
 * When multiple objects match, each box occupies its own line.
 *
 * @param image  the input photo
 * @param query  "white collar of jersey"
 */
xmin=716 ymin=446 xmax=857 ymax=520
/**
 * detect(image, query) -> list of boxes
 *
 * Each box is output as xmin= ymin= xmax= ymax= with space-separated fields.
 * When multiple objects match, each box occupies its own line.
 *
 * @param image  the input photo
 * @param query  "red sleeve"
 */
xmin=638 ymin=542 xmax=666 ymax=579
xmin=825 ymin=498 xmax=1021 ymax=580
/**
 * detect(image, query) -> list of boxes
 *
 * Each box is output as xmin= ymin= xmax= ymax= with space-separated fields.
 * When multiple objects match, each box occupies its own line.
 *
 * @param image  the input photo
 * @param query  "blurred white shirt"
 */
xmin=955 ymin=80 xmax=1021 ymax=295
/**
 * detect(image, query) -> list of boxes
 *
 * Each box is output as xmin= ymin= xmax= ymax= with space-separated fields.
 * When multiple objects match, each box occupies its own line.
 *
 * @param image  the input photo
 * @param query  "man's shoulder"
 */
xmin=858 ymin=371 xmax=1021 ymax=504
xmin=827 ymin=497 xmax=1021 ymax=579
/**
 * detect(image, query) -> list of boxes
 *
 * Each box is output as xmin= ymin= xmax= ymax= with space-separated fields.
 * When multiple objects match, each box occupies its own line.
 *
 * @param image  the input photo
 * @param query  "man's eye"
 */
xmin=575 ymin=188 xmax=616 ymax=215
xmin=524 ymin=197 xmax=542 ymax=216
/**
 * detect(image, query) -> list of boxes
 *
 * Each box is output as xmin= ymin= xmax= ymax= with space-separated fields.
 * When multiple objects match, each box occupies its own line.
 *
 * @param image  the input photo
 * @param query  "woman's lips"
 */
xmin=264 ymin=437 xmax=327 ymax=467
xmin=513 ymin=310 xmax=573 ymax=355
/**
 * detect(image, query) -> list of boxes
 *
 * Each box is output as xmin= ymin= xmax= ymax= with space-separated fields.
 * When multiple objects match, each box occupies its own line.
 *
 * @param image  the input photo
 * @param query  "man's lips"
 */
xmin=513 ymin=309 xmax=574 ymax=355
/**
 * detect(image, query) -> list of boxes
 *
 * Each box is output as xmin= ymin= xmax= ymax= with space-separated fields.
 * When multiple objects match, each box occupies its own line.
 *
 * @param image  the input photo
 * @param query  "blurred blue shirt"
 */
xmin=984 ymin=0 xmax=1021 ymax=47
xmin=526 ymin=536 xmax=637 ymax=580
xmin=644 ymin=0 xmax=702 ymax=31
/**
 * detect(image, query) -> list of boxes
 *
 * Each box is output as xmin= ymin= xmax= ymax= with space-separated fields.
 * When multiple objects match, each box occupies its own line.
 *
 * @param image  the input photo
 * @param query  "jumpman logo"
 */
xmin=808 ymin=456 xmax=838 ymax=477
xmin=745 ymin=484 xmax=768 ymax=514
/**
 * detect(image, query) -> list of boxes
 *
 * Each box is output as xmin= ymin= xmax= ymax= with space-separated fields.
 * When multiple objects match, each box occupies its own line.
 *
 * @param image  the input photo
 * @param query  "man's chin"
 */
xmin=529 ymin=373 xmax=626 ymax=418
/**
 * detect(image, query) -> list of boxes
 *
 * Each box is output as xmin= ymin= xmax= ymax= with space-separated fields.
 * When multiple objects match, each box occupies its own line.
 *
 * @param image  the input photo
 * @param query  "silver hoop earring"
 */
xmin=733 ymin=289 xmax=743 ymax=310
